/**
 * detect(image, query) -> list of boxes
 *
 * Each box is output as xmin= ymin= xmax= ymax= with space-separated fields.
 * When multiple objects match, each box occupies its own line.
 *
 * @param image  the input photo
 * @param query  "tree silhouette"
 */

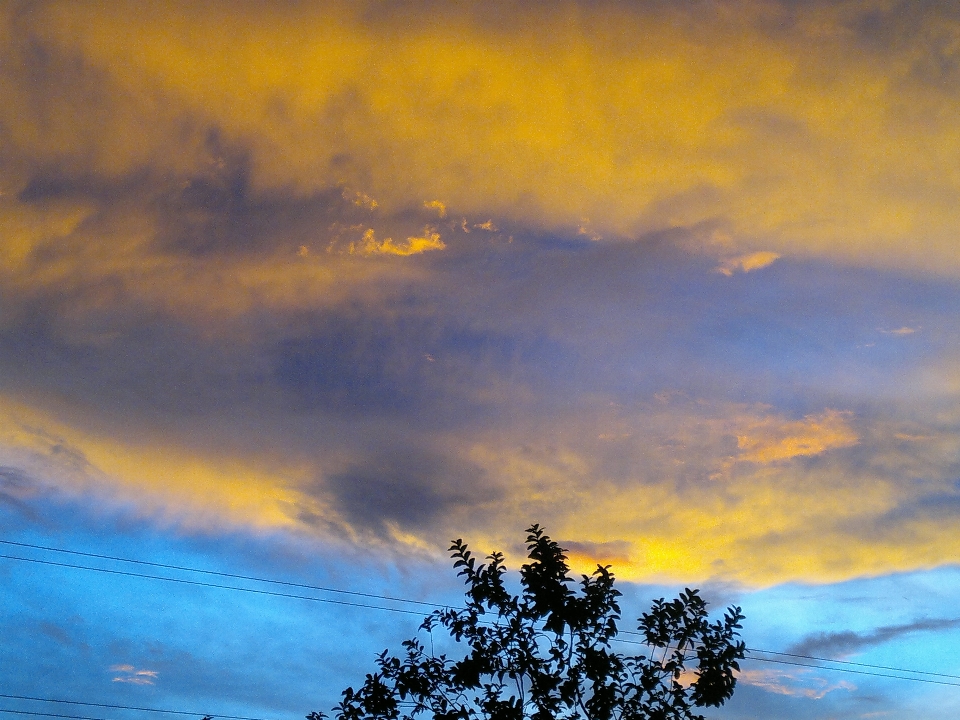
xmin=310 ymin=525 xmax=744 ymax=720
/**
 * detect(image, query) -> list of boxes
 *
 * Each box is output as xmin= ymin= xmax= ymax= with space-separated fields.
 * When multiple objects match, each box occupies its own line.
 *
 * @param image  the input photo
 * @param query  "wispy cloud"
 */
xmin=714 ymin=251 xmax=781 ymax=276
xmin=423 ymin=200 xmax=447 ymax=218
xmin=0 ymin=466 xmax=38 ymax=510
xmin=348 ymin=227 xmax=445 ymax=257
xmin=739 ymin=668 xmax=855 ymax=699
xmin=344 ymin=190 xmax=378 ymax=210
xmin=735 ymin=410 xmax=859 ymax=463
xmin=110 ymin=664 xmax=158 ymax=685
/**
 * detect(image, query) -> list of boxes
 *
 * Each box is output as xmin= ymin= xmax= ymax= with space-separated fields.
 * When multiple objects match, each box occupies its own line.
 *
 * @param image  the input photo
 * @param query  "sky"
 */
xmin=3 ymin=0 xmax=960 ymax=717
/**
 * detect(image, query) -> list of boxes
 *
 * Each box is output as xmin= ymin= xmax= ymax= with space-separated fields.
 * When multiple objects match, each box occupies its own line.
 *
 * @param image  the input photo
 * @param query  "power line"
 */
xmin=4 ymin=542 xmax=960 ymax=687
xmin=16 ymin=538 xmax=952 ymax=677
xmin=742 ymin=654 xmax=960 ymax=687
xmin=0 ymin=709 xmax=112 ymax=720
xmin=0 ymin=695 xmax=269 ymax=720
xmin=0 ymin=553 xmax=428 ymax=618
xmin=607 ymin=637 xmax=960 ymax=685
xmin=748 ymin=648 xmax=960 ymax=681
xmin=611 ymin=637 xmax=960 ymax=683
xmin=0 ymin=540 xmax=444 ymax=610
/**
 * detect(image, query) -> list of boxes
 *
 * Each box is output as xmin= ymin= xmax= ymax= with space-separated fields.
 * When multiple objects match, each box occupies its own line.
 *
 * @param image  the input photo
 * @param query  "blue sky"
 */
xmin=4 ymin=1 xmax=960 ymax=717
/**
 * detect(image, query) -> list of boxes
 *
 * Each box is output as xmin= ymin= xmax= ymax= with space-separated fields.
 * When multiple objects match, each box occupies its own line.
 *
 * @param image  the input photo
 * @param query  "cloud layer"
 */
xmin=4 ymin=0 xmax=960 ymax=591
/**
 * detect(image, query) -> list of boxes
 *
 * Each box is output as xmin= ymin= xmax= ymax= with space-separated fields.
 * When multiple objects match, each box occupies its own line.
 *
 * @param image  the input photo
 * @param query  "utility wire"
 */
xmin=748 ymin=648 xmax=960 ymax=680
xmin=0 ymin=540 xmax=444 ymax=609
xmin=0 ymin=695 xmax=269 ymax=720
xmin=0 ymin=553 xmax=427 ymax=618
xmin=0 ymin=709 xmax=112 ymax=720
xmin=5 ymin=542 xmax=960 ymax=686
xmin=742 ymin=654 xmax=960 ymax=687
xmin=14 ymin=537 xmax=946 ymax=676
xmin=607 ymin=636 xmax=960 ymax=685
xmin=609 ymin=638 xmax=960 ymax=687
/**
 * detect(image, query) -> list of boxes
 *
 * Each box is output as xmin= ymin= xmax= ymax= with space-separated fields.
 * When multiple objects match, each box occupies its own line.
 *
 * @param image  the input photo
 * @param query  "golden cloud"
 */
xmin=715 ymin=251 xmax=781 ymax=276
xmin=423 ymin=200 xmax=447 ymax=218
xmin=4 ymin=0 xmax=960 ymax=590
xmin=4 ymin=390 xmax=960 ymax=586
xmin=348 ymin=226 xmax=445 ymax=256
xmin=735 ymin=410 xmax=859 ymax=463
xmin=0 ymin=395 xmax=307 ymax=532
xmin=459 ymin=427 xmax=910 ymax=585
xmin=0 ymin=195 xmax=440 ymax=334
xmin=3 ymin=1 xmax=960 ymax=274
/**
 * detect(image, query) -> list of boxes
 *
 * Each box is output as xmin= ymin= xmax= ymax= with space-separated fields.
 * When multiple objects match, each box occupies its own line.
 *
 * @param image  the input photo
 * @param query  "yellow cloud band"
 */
xmin=5 ymin=392 xmax=955 ymax=586
xmin=4 ymin=1 xmax=960 ymax=273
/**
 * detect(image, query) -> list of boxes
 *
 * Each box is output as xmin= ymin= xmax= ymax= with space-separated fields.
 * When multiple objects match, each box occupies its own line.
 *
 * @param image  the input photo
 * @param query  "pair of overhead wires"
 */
xmin=0 ymin=695 xmax=228 ymax=720
xmin=3 ymin=538 xmax=960 ymax=691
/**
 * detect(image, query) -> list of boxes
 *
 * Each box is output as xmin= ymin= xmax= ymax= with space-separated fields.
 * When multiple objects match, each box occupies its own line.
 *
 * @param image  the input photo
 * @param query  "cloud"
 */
xmin=715 ymin=251 xmax=781 ymax=276
xmin=309 ymin=449 xmax=497 ymax=542
xmin=110 ymin=664 xmax=159 ymax=685
xmin=0 ymin=465 xmax=37 ymax=510
xmin=3 ymin=1 xmax=960 ymax=275
xmin=560 ymin=539 xmax=633 ymax=568
xmin=423 ymin=200 xmax=446 ymax=218
xmin=738 ymin=668 xmax=855 ymax=699
xmin=3 ymin=13 xmax=960 ymax=588
xmin=348 ymin=227 xmax=445 ymax=256
xmin=345 ymin=190 xmax=378 ymax=210
xmin=6 ymin=335 xmax=960 ymax=586
xmin=788 ymin=617 xmax=960 ymax=658
xmin=0 ymin=395 xmax=306 ymax=533
xmin=735 ymin=410 xmax=859 ymax=463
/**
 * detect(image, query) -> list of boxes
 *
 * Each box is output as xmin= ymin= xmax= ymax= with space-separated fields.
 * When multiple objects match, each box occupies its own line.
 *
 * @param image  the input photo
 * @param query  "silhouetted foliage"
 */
xmin=309 ymin=525 xmax=744 ymax=720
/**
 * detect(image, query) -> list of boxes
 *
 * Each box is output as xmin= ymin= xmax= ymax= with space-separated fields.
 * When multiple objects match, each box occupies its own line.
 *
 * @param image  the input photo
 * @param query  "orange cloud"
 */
xmin=715 ymin=251 xmax=781 ymax=276
xmin=736 ymin=410 xmax=859 ymax=463
xmin=4 ymin=388 xmax=960 ymax=586
xmin=423 ymin=200 xmax=447 ymax=218
xmin=349 ymin=227 xmax=445 ymax=257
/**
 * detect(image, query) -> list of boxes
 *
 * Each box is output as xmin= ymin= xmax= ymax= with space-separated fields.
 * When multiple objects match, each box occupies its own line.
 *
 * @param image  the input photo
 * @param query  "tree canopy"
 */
xmin=310 ymin=525 xmax=744 ymax=720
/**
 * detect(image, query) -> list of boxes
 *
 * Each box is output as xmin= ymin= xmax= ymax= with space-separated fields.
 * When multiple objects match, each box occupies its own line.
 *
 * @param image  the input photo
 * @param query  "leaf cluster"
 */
xmin=310 ymin=525 xmax=744 ymax=720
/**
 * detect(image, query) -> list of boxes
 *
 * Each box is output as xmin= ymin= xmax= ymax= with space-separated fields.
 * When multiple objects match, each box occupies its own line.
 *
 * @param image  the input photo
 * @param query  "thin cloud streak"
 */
xmin=738 ymin=668 xmax=855 ymax=700
xmin=110 ymin=664 xmax=159 ymax=685
xmin=789 ymin=617 xmax=960 ymax=659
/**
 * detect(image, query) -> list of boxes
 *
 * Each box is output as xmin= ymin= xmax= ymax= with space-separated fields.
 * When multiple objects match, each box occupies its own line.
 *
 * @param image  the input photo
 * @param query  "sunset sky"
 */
xmin=4 ymin=1 xmax=960 ymax=717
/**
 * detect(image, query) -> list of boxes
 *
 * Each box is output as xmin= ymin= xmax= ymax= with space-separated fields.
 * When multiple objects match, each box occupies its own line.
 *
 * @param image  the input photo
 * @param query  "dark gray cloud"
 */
xmin=0 ymin=465 xmax=39 ymax=517
xmin=318 ymin=449 xmax=494 ymax=537
xmin=788 ymin=616 xmax=960 ymax=658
